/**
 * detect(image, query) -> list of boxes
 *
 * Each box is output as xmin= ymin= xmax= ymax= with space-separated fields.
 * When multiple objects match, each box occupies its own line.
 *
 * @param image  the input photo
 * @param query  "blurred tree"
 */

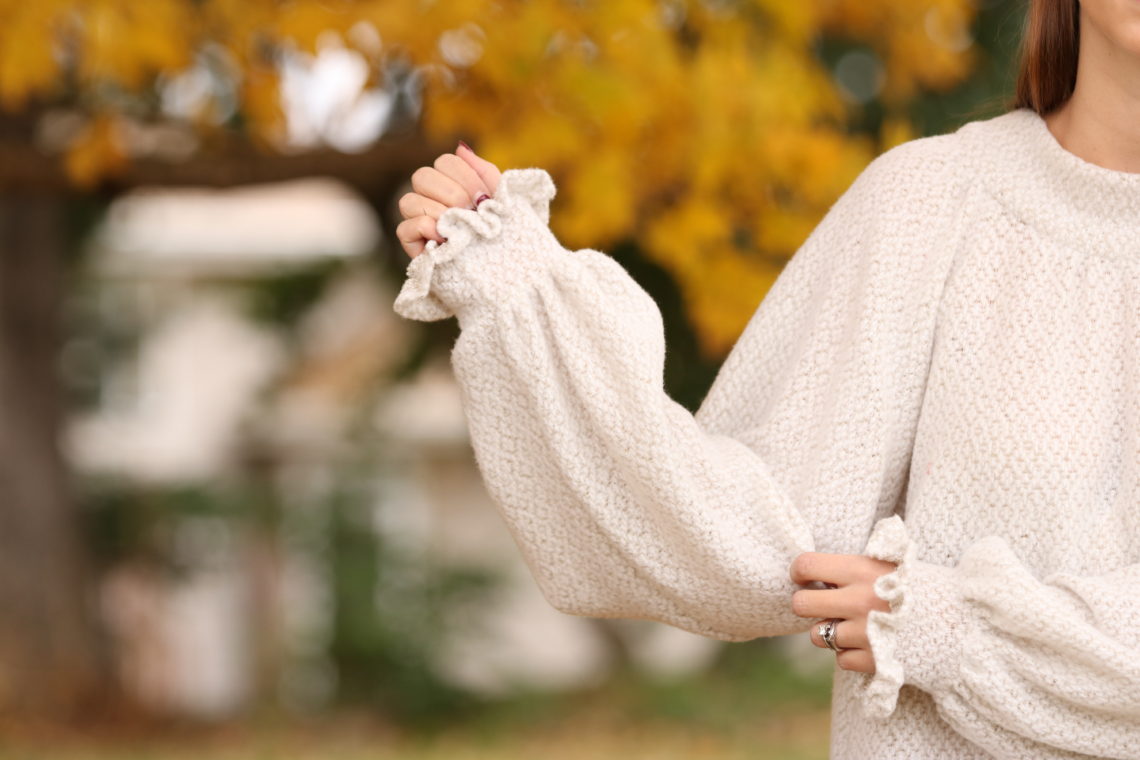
xmin=0 ymin=0 xmax=987 ymax=717
xmin=0 ymin=196 xmax=104 ymax=717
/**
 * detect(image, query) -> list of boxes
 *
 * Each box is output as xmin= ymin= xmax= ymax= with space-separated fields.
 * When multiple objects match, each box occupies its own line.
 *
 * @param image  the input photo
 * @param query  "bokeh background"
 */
xmin=0 ymin=1 xmax=1025 ymax=758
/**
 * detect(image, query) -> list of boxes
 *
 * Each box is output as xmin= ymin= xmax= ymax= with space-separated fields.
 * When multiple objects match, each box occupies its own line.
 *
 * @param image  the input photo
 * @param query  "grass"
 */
xmin=0 ymin=642 xmax=833 ymax=760
xmin=0 ymin=711 xmax=831 ymax=760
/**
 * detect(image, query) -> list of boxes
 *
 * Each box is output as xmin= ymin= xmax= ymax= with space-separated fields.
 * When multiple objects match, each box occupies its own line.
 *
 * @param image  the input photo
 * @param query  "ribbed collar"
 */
xmin=961 ymin=107 xmax=1140 ymax=257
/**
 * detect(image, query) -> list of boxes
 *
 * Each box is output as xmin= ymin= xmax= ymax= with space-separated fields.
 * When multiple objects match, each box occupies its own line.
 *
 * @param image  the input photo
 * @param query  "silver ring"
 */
xmin=820 ymin=618 xmax=843 ymax=653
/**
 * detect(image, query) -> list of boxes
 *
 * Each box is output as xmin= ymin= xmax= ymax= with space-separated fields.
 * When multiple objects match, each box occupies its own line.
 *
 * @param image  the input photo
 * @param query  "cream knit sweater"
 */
xmin=393 ymin=108 xmax=1140 ymax=760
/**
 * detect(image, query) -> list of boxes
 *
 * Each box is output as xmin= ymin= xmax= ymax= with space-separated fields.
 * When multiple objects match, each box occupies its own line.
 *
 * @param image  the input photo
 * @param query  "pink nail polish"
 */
xmin=458 ymin=140 xmax=473 ymax=153
xmin=475 ymin=193 xmax=491 ymax=207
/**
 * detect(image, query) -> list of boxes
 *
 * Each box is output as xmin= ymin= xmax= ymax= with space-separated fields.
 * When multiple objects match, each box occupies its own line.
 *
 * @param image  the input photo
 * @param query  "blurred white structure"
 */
xmin=88 ymin=177 xmax=380 ymax=277
xmin=71 ymin=296 xmax=285 ymax=482
xmin=73 ymin=177 xmax=384 ymax=716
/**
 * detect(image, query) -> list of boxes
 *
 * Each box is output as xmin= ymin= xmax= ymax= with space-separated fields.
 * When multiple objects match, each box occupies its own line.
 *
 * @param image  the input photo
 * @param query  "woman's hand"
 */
xmin=789 ymin=552 xmax=898 ymax=673
xmin=396 ymin=142 xmax=503 ymax=259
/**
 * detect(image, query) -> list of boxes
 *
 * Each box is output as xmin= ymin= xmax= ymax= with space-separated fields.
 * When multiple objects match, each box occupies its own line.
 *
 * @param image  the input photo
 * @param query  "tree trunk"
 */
xmin=0 ymin=194 xmax=105 ymax=718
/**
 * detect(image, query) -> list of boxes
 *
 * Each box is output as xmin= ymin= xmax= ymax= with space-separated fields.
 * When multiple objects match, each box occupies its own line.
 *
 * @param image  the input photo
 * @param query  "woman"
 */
xmin=392 ymin=1 xmax=1139 ymax=758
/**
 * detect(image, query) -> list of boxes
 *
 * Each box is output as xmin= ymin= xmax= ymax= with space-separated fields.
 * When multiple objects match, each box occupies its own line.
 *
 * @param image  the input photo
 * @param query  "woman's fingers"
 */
xmin=789 ymin=552 xmax=897 ymax=587
xmin=809 ymin=618 xmax=870 ymax=651
xmin=410 ymin=164 xmax=471 ymax=210
xmin=396 ymin=145 xmax=504 ymax=259
xmin=411 ymin=152 xmax=493 ymax=211
xmin=456 ymin=143 xmax=502 ymax=198
xmin=396 ymin=162 xmax=468 ymax=259
xmin=396 ymin=215 xmax=443 ymax=259
xmin=792 ymin=585 xmax=871 ymax=620
xmin=399 ymin=193 xmax=448 ymax=221
xmin=434 ymin=152 xmax=490 ymax=206
xmin=836 ymin=648 xmax=875 ymax=673
xmin=807 ymin=618 xmax=876 ymax=672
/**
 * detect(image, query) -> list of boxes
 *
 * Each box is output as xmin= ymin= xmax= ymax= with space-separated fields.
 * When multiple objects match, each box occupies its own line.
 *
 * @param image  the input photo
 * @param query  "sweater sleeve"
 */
xmin=392 ymin=145 xmax=956 ymax=642
xmin=859 ymin=515 xmax=1140 ymax=759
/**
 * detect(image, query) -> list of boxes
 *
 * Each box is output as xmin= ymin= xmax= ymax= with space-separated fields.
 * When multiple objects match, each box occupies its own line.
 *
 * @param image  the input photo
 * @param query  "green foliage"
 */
xmin=437 ymin=636 xmax=831 ymax=749
xmin=81 ymin=472 xmax=504 ymax=725
xmin=602 ymin=639 xmax=830 ymax=731
xmin=242 ymin=259 xmax=344 ymax=330
xmin=906 ymin=0 xmax=1027 ymax=136
xmin=607 ymin=239 xmax=721 ymax=412
xmin=325 ymin=484 xmax=500 ymax=727
xmin=80 ymin=478 xmax=260 ymax=574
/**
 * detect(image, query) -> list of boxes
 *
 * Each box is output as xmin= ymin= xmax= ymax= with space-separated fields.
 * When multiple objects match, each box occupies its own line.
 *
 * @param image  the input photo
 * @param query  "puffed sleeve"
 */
xmin=859 ymin=515 xmax=1140 ymax=759
xmin=393 ymin=140 xmax=961 ymax=641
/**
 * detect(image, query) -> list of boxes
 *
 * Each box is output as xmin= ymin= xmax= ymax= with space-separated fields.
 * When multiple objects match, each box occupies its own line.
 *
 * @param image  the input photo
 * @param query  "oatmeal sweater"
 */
xmin=393 ymin=108 xmax=1140 ymax=759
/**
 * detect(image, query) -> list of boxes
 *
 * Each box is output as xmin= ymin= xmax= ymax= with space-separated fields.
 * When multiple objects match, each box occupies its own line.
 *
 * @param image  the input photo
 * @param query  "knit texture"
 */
xmin=393 ymin=108 xmax=1140 ymax=759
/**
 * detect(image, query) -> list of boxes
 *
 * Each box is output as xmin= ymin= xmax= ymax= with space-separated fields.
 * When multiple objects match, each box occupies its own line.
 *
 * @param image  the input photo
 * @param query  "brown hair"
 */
xmin=1012 ymin=0 xmax=1081 ymax=115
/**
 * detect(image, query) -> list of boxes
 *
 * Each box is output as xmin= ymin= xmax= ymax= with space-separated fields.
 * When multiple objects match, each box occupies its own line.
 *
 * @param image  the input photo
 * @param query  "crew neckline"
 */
xmin=964 ymin=108 xmax=1140 ymax=256
xmin=1028 ymin=107 xmax=1140 ymax=182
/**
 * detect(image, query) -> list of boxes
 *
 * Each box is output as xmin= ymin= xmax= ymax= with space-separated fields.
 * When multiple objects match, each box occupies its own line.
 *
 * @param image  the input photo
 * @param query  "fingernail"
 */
xmin=474 ymin=193 xmax=491 ymax=208
xmin=458 ymin=139 xmax=473 ymax=153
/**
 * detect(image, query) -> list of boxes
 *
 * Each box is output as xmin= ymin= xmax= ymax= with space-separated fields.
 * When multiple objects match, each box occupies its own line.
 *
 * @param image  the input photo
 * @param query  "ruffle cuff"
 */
xmin=393 ymin=167 xmax=566 ymax=323
xmin=855 ymin=515 xmax=973 ymax=720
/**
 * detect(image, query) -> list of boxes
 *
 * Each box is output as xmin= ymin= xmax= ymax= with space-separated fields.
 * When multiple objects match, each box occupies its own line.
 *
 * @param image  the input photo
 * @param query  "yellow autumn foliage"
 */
xmin=0 ymin=0 xmax=978 ymax=356
xmin=63 ymin=112 xmax=128 ymax=188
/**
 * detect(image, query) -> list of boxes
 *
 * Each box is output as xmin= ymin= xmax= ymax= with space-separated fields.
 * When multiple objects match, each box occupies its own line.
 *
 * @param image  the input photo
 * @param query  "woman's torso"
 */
xmin=828 ymin=108 xmax=1140 ymax=759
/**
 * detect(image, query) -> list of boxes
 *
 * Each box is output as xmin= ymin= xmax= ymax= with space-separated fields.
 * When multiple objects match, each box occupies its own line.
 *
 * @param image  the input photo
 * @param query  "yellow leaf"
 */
xmin=0 ymin=3 xmax=63 ymax=109
xmin=64 ymin=114 xmax=127 ymax=187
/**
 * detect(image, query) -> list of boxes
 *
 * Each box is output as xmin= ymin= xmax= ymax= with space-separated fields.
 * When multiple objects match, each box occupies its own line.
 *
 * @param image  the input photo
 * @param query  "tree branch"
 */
xmin=0 ymin=130 xmax=440 ymax=196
